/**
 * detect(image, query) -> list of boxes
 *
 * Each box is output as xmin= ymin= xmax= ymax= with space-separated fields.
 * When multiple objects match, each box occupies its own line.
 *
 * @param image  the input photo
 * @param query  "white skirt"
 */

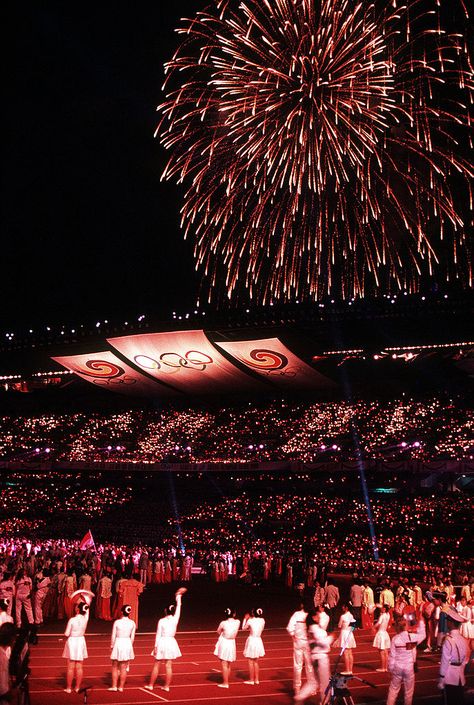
xmin=214 ymin=635 xmax=236 ymax=662
xmin=111 ymin=637 xmax=135 ymax=662
xmin=460 ymin=621 xmax=474 ymax=639
xmin=373 ymin=631 xmax=391 ymax=650
xmin=153 ymin=636 xmax=182 ymax=660
xmin=334 ymin=628 xmax=356 ymax=649
xmin=243 ymin=636 xmax=265 ymax=659
xmin=63 ymin=636 xmax=88 ymax=661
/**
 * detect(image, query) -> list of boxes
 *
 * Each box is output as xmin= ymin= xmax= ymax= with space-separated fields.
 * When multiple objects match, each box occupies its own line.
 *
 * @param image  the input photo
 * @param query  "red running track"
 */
xmin=29 ymin=628 xmax=474 ymax=705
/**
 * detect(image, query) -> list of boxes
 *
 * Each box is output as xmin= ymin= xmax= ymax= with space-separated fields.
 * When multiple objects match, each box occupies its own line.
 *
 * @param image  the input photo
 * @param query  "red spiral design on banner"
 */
xmin=242 ymin=349 xmax=288 ymax=371
xmin=79 ymin=360 xmax=124 ymax=379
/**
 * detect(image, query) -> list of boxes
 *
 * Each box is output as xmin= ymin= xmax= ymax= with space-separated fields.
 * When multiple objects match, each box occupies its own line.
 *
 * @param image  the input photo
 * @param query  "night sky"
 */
xmin=4 ymin=3 xmax=472 ymax=334
xmin=4 ymin=3 xmax=200 ymax=331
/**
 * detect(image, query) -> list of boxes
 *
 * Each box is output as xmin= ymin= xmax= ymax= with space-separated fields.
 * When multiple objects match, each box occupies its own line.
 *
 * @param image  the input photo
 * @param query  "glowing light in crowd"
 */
xmin=157 ymin=0 xmax=473 ymax=303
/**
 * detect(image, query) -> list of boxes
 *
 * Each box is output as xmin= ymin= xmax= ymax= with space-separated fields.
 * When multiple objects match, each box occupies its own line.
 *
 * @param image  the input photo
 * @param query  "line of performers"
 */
xmin=61 ymin=587 xmax=266 ymax=694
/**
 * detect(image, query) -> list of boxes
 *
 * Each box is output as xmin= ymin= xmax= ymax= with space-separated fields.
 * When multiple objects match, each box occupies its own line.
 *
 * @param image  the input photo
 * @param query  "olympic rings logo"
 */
xmin=134 ymin=350 xmax=214 ymax=373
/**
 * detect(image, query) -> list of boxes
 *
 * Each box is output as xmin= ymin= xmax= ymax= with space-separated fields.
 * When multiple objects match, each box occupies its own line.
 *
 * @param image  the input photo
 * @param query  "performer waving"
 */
xmin=145 ymin=587 xmax=186 ymax=692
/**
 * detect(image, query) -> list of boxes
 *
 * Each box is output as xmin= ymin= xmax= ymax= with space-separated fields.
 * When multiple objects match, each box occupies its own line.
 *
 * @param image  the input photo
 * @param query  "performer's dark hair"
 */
xmin=224 ymin=608 xmax=236 ymax=618
xmin=164 ymin=604 xmax=176 ymax=616
xmin=253 ymin=608 xmax=263 ymax=617
xmin=121 ymin=604 xmax=132 ymax=616
xmin=77 ymin=602 xmax=89 ymax=615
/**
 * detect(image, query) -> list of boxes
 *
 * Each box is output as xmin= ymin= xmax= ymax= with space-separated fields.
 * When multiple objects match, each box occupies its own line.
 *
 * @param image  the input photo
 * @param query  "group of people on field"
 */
xmin=60 ymin=587 xmax=267 ymax=695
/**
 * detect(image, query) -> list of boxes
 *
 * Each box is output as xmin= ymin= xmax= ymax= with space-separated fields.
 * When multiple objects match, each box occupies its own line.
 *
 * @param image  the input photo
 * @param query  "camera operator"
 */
xmin=0 ymin=623 xmax=17 ymax=704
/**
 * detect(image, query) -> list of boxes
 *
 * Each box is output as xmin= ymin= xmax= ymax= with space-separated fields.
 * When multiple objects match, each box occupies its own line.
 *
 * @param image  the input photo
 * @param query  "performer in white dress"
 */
xmin=0 ymin=600 xmax=13 ymax=627
xmin=333 ymin=604 xmax=356 ymax=675
xmin=373 ymin=604 xmax=391 ymax=671
xmin=109 ymin=605 xmax=136 ymax=692
xmin=214 ymin=608 xmax=241 ymax=688
xmin=458 ymin=598 xmax=474 ymax=664
xmin=62 ymin=601 xmax=90 ymax=694
xmin=242 ymin=608 xmax=265 ymax=685
xmin=145 ymin=588 xmax=186 ymax=692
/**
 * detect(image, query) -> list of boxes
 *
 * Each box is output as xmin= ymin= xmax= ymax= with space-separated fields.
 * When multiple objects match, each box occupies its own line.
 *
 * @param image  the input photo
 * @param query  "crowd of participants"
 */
xmin=0 ymin=560 xmax=473 ymax=703
xmin=0 ymin=470 xmax=471 ymax=575
xmin=0 ymin=397 xmax=472 ymax=463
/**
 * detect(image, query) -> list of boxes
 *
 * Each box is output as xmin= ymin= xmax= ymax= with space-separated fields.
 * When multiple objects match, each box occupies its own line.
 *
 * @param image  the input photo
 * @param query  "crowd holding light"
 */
xmin=0 ymin=397 xmax=472 ymax=464
xmin=0 ymin=466 xmax=472 ymax=579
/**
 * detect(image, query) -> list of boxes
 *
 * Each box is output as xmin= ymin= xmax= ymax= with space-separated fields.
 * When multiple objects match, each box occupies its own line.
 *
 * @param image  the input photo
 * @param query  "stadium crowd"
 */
xmin=0 ymin=397 xmax=472 ymax=464
xmin=0 ymin=480 xmax=472 ymax=621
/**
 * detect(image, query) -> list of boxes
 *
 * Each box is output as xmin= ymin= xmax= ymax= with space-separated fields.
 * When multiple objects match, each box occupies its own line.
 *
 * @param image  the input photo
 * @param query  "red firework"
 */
xmin=157 ymin=0 xmax=473 ymax=303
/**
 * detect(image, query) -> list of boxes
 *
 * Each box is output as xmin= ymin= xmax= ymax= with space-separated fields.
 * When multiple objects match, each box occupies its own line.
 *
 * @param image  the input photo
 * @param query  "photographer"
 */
xmin=0 ymin=623 xmax=17 ymax=704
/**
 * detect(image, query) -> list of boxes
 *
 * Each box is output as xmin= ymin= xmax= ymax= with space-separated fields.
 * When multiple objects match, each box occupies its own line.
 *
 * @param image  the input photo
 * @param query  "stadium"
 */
xmin=2 ymin=1 xmax=473 ymax=705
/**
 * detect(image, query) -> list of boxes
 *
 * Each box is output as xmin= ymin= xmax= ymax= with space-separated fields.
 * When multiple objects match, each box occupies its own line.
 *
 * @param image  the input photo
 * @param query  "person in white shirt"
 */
xmin=109 ymin=604 xmax=136 ymax=692
xmin=295 ymin=609 xmax=334 ymax=704
xmin=0 ymin=623 xmax=17 ymax=703
xmin=316 ymin=605 xmax=330 ymax=632
xmin=213 ymin=607 xmax=241 ymax=688
xmin=14 ymin=570 xmax=34 ymax=628
xmin=287 ymin=602 xmax=314 ymax=697
xmin=386 ymin=617 xmax=425 ymax=705
xmin=145 ymin=588 xmax=186 ymax=692
xmin=0 ymin=601 xmax=13 ymax=628
xmin=34 ymin=569 xmax=51 ymax=625
xmin=438 ymin=607 xmax=468 ymax=705
xmin=242 ymin=607 xmax=265 ymax=685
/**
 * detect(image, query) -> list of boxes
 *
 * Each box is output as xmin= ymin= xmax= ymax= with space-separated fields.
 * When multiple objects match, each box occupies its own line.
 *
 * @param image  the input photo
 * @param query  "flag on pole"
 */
xmin=79 ymin=530 xmax=95 ymax=551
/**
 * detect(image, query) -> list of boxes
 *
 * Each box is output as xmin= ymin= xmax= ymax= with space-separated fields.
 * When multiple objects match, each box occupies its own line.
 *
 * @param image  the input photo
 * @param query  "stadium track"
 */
xmin=29 ymin=627 xmax=474 ymax=705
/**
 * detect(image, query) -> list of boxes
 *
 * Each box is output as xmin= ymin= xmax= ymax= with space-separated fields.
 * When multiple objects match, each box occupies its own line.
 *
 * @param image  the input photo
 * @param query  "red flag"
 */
xmin=79 ymin=530 xmax=95 ymax=551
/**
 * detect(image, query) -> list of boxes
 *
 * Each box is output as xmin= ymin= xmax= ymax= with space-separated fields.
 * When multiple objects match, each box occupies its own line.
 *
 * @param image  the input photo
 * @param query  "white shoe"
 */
xmin=161 ymin=686 xmax=170 ymax=692
xmin=144 ymin=685 xmax=153 ymax=690
xmin=108 ymin=687 xmax=118 ymax=691
xmin=63 ymin=689 xmax=72 ymax=694
xmin=218 ymin=683 xmax=229 ymax=688
xmin=118 ymin=687 xmax=124 ymax=692
xmin=244 ymin=681 xmax=255 ymax=685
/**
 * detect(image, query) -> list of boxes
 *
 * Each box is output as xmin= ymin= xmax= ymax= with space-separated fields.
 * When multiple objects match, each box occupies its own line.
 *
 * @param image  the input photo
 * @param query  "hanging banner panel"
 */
xmin=215 ymin=337 xmax=334 ymax=389
xmin=108 ymin=330 xmax=259 ymax=394
xmin=52 ymin=350 xmax=175 ymax=397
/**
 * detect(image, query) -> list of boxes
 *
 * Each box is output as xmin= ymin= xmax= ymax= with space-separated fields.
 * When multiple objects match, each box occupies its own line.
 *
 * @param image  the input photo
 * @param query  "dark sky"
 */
xmin=4 ymin=3 xmax=200 ymax=331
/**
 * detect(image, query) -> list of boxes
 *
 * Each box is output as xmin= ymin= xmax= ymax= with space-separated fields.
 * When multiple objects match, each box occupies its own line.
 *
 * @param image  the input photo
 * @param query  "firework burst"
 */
xmin=157 ymin=0 xmax=473 ymax=303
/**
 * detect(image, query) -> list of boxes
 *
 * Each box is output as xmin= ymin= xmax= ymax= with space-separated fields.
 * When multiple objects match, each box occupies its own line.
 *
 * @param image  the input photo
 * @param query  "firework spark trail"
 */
xmin=157 ymin=0 xmax=473 ymax=303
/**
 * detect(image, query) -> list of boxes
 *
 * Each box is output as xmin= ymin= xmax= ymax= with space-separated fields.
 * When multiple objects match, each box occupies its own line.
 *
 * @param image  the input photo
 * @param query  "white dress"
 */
xmin=62 ymin=614 xmax=88 ymax=661
xmin=242 ymin=616 xmax=265 ymax=659
xmin=152 ymin=596 xmax=182 ymax=660
xmin=373 ymin=612 xmax=391 ymax=649
xmin=111 ymin=616 xmax=136 ymax=661
xmin=334 ymin=611 xmax=356 ymax=649
xmin=214 ymin=618 xmax=240 ymax=662
xmin=459 ymin=605 xmax=474 ymax=639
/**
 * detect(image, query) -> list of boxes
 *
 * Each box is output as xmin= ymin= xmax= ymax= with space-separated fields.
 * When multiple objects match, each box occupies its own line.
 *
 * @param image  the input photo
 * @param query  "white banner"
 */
xmin=52 ymin=350 xmax=175 ymax=396
xmin=215 ymin=337 xmax=334 ymax=389
xmin=108 ymin=330 xmax=259 ymax=394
